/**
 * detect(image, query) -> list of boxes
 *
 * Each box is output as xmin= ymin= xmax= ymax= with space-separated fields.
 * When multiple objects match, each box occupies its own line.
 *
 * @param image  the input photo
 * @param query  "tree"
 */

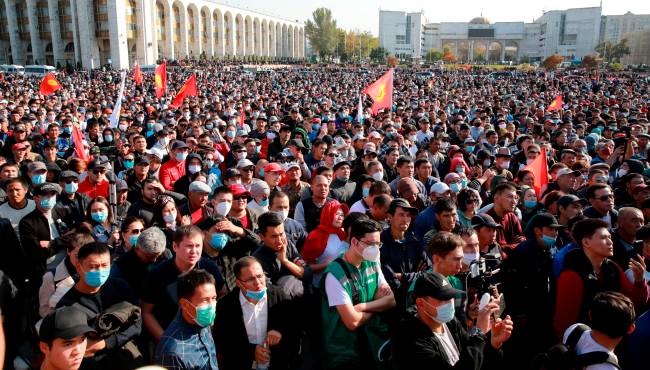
xmin=595 ymin=39 xmax=631 ymax=64
xmin=305 ymin=8 xmax=338 ymax=60
xmin=443 ymin=51 xmax=456 ymax=63
xmin=370 ymin=47 xmax=389 ymax=62
xmin=424 ymin=48 xmax=443 ymax=63
xmin=387 ymin=55 xmax=398 ymax=68
xmin=581 ymin=54 xmax=598 ymax=71
xmin=542 ymin=54 xmax=563 ymax=71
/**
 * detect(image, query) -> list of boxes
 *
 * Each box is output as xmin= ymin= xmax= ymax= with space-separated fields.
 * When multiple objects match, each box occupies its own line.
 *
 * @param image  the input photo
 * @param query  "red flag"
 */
xmin=522 ymin=147 xmax=549 ymax=200
xmin=239 ymin=106 xmax=245 ymax=128
xmin=169 ymin=74 xmax=198 ymax=108
xmin=40 ymin=73 xmax=62 ymax=95
xmin=134 ymin=62 xmax=143 ymax=86
xmin=363 ymin=69 xmax=393 ymax=115
xmin=72 ymin=124 xmax=88 ymax=161
xmin=547 ymin=95 xmax=563 ymax=111
xmin=154 ymin=62 xmax=167 ymax=98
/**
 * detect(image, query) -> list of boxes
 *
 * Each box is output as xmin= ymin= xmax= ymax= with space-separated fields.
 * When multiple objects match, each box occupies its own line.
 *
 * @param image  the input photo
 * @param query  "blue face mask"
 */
xmin=423 ymin=300 xmax=455 ymax=324
xmin=461 ymin=178 xmax=468 ymax=188
xmin=465 ymin=145 xmax=475 ymax=153
xmin=205 ymin=124 xmax=214 ymax=130
xmin=91 ymin=211 xmax=108 ymax=223
xmin=210 ymin=233 xmax=229 ymax=250
xmin=32 ymin=173 xmax=46 ymax=185
xmin=123 ymin=160 xmax=134 ymax=169
xmin=449 ymin=182 xmax=461 ymax=193
xmin=524 ymin=200 xmax=537 ymax=209
xmin=312 ymin=124 xmax=320 ymax=131
xmin=128 ymin=234 xmax=139 ymax=247
xmin=104 ymin=135 xmax=113 ymax=143
xmin=85 ymin=268 xmax=110 ymax=288
xmin=226 ymin=131 xmax=236 ymax=139
xmin=362 ymin=187 xmax=370 ymax=198
xmin=245 ymin=287 xmax=267 ymax=302
xmin=187 ymin=301 xmax=216 ymax=327
xmin=259 ymin=168 xmax=265 ymax=178
xmin=176 ymin=152 xmax=188 ymax=161
xmin=63 ymin=127 xmax=72 ymax=134
xmin=39 ymin=195 xmax=56 ymax=209
xmin=541 ymin=234 xmax=557 ymax=248
xmin=259 ymin=198 xmax=269 ymax=207
xmin=64 ymin=182 xmax=78 ymax=194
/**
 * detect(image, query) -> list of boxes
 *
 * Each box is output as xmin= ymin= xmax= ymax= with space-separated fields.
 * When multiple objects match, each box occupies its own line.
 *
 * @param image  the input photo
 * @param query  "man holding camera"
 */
xmin=391 ymin=271 xmax=513 ymax=369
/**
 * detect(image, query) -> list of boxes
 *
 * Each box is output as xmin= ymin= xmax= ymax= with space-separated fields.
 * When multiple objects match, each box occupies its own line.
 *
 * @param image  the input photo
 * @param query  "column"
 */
xmin=469 ymin=40 xmax=474 ymax=62
xmin=25 ymin=0 xmax=45 ymax=64
xmin=107 ymin=0 xmax=129 ymax=69
xmin=205 ymin=11 xmax=213 ymax=58
xmin=4 ymin=0 xmax=24 ymax=64
xmin=76 ymin=0 xmax=100 ymax=69
xmin=47 ymin=0 xmax=64 ymax=66
xmin=70 ymin=0 xmax=81 ymax=66
xmin=139 ymin=0 xmax=156 ymax=65
xmin=163 ymin=1 xmax=174 ymax=59
xmin=501 ymin=40 xmax=506 ymax=62
xmin=178 ymin=8 xmax=188 ymax=58
xmin=214 ymin=11 xmax=223 ymax=57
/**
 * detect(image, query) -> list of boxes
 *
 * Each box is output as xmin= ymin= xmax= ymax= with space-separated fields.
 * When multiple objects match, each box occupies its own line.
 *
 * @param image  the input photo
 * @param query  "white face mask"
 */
xmin=275 ymin=209 xmax=289 ymax=221
xmin=372 ymin=171 xmax=384 ymax=181
xmin=359 ymin=242 xmax=380 ymax=262
xmin=163 ymin=212 xmax=176 ymax=224
xmin=215 ymin=201 xmax=231 ymax=216
xmin=463 ymin=252 xmax=479 ymax=265
xmin=500 ymin=161 xmax=511 ymax=170
xmin=188 ymin=164 xmax=201 ymax=174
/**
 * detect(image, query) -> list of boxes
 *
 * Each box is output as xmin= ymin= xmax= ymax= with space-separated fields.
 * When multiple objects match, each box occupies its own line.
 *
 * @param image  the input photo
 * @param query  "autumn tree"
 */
xmin=542 ymin=54 xmax=563 ymax=71
xmin=443 ymin=51 xmax=456 ymax=63
xmin=581 ymin=54 xmax=598 ymax=71
xmin=387 ymin=55 xmax=398 ymax=68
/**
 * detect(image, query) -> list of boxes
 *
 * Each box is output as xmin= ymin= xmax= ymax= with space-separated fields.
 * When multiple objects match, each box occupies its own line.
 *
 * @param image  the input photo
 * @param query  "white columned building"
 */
xmin=0 ymin=0 xmax=305 ymax=68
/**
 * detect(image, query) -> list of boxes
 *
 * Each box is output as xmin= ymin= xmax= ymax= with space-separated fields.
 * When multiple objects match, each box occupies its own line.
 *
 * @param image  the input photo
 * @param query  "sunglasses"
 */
xmin=327 ymin=153 xmax=338 ymax=157
xmin=63 ymin=179 xmax=79 ymax=184
xmin=595 ymin=194 xmax=614 ymax=201
xmin=92 ymin=169 xmax=106 ymax=174
xmin=128 ymin=228 xmax=144 ymax=234
xmin=233 ymin=195 xmax=248 ymax=201
xmin=242 ymin=166 xmax=255 ymax=172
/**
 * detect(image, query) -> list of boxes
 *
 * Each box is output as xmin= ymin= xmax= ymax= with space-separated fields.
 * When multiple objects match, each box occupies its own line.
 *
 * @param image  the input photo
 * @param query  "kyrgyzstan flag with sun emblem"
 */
xmin=40 ymin=73 xmax=62 ymax=95
xmin=154 ymin=62 xmax=167 ymax=98
xmin=363 ymin=69 xmax=393 ymax=115
xmin=170 ymin=74 xmax=198 ymax=108
xmin=547 ymin=95 xmax=563 ymax=112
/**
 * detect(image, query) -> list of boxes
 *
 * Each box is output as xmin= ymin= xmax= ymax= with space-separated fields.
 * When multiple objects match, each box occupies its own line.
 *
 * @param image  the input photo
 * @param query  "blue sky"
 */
xmin=219 ymin=0 xmax=649 ymax=34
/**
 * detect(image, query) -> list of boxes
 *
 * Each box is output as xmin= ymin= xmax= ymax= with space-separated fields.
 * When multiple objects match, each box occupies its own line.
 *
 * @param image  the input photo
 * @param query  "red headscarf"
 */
xmin=301 ymin=200 xmax=349 ymax=264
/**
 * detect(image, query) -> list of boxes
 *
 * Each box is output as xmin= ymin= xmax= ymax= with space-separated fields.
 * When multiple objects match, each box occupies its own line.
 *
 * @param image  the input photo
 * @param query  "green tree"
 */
xmin=370 ymin=47 xmax=389 ymax=62
xmin=424 ymin=48 xmax=443 ymax=63
xmin=305 ymin=8 xmax=338 ymax=60
xmin=596 ymin=39 xmax=631 ymax=63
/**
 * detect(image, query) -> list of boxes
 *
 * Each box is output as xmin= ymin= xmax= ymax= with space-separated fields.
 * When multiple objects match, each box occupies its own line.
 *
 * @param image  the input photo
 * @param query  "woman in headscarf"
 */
xmin=301 ymin=200 xmax=349 ymax=287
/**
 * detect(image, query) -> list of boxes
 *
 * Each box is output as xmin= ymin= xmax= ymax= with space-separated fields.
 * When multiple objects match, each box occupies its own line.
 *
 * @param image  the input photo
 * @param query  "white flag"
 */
xmin=109 ymin=71 xmax=127 ymax=128
xmin=357 ymin=91 xmax=363 ymax=123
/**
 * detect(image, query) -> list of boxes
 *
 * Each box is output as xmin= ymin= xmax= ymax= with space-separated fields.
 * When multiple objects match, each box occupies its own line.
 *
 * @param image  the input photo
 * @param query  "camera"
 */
xmin=468 ymin=256 xmax=502 ymax=298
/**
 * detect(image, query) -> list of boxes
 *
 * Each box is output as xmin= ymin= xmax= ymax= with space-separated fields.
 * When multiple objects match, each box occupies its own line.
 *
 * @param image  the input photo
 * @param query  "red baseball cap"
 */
xmin=264 ymin=163 xmax=284 ymax=173
xmin=229 ymin=183 xmax=251 ymax=197
xmin=12 ymin=142 xmax=27 ymax=150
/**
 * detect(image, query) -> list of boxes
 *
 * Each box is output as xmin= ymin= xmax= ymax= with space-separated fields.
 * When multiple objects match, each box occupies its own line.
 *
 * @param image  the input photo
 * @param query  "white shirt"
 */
xmin=434 ymin=324 xmax=460 ymax=366
xmin=562 ymin=324 xmax=619 ymax=370
xmin=349 ymin=199 xmax=370 ymax=214
xmin=325 ymin=263 xmax=387 ymax=306
xmin=312 ymin=234 xmax=348 ymax=286
xmin=0 ymin=199 xmax=35 ymax=236
xmin=239 ymin=291 xmax=268 ymax=345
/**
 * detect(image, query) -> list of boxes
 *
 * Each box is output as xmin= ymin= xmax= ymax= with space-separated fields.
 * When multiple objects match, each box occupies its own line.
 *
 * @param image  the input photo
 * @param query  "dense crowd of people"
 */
xmin=0 ymin=59 xmax=649 ymax=370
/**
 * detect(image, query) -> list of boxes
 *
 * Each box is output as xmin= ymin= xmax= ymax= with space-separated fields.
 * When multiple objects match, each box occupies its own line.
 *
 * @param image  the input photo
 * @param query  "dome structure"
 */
xmin=469 ymin=16 xmax=491 ymax=25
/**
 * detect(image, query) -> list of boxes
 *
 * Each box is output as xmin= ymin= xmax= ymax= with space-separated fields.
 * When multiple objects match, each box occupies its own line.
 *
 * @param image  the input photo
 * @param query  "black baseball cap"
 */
xmin=39 ymin=306 xmax=95 ymax=342
xmin=557 ymin=194 xmax=587 ymax=208
xmin=388 ymin=198 xmax=418 ymax=215
xmin=527 ymin=213 xmax=562 ymax=229
xmin=471 ymin=213 xmax=502 ymax=229
xmin=414 ymin=271 xmax=465 ymax=300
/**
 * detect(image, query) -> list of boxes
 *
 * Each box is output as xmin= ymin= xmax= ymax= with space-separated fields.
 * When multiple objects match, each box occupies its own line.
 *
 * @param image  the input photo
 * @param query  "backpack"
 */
xmin=531 ymin=324 xmax=621 ymax=370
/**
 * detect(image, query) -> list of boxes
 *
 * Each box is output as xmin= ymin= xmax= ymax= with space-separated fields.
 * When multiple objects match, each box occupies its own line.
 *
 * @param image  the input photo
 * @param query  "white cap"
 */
xmin=430 ymin=182 xmax=450 ymax=194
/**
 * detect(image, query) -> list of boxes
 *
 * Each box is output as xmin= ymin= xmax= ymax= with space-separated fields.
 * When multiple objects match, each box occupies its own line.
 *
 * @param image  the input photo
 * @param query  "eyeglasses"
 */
xmin=327 ymin=153 xmax=338 ymax=157
xmin=92 ymin=169 xmax=106 ymax=174
xmin=128 ymin=228 xmax=144 ymax=234
xmin=239 ymin=273 xmax=266 ymax=284
xmin=595 ymin=194 xmax=614 ymax=201
xmin=241 ymin=166 xmax=255 ymax=172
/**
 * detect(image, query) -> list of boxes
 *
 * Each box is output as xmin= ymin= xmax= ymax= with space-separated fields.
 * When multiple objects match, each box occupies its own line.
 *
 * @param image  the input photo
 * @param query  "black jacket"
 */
xmin=214 ymin=286 xmax=300 ymax=370
xmin=18 ymin=206 xmax=73 ymax=291
xmin=0 ymin=217 xmax=27 ymax=288
xmin=391 ymin=315 xmax=501 ymax=370
xmin=583 ymin=206 xmax=618 ymax=227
